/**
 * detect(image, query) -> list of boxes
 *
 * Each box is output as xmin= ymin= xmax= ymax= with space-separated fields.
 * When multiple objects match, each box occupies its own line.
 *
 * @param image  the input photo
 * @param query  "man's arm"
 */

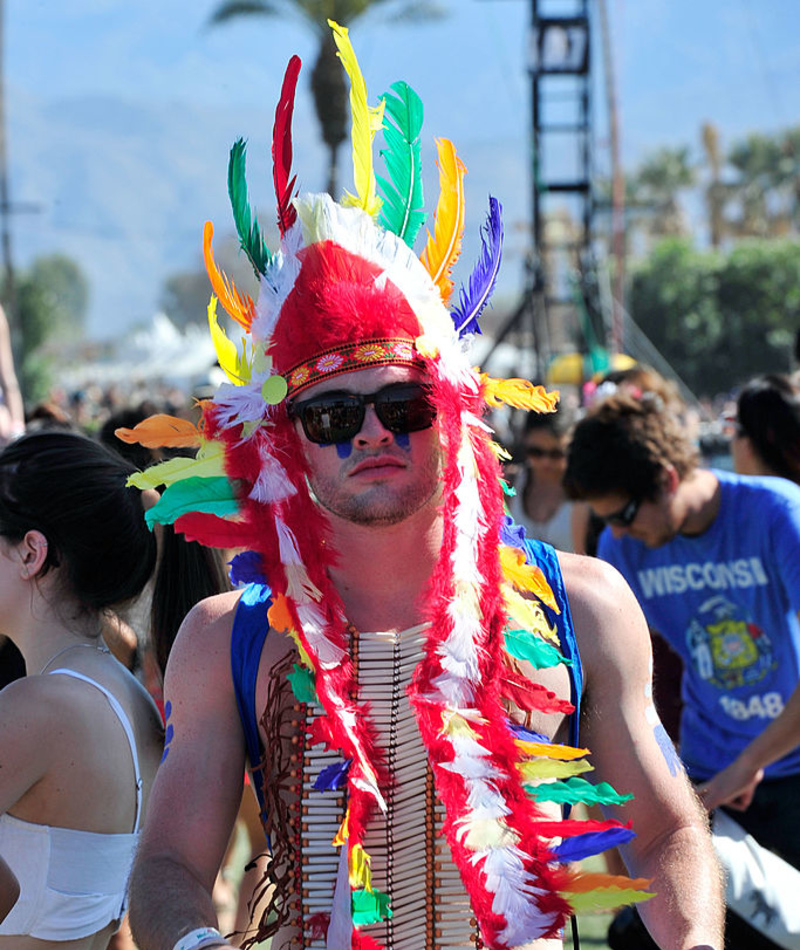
xmin=561 ymin=553 xmax=724 ymax=950
xmin=128 ymin=591 xmax=246 ymax=950
xmin=698 ymin=677 xmax=800 ymax=811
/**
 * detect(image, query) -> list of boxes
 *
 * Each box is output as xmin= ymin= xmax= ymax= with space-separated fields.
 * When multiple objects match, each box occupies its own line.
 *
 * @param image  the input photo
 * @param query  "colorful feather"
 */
xmin=420 ymin=138 xmax=466 ymax=305
xmin=273 ymin=54 xmax=301 ymax=234
xmin=450 ymin=196 xmax=503 ymax=336
xmin=228 ymin=139 xmax=272 ymax=278
xmin=481 ymin=374 xmax=560 ymax=412
xmin=376 ymin=80 xmax=425 ymax=246
xmin=329 ymin=20 xmax=384 ymax=216
xmin=203 ymin=221 xmax=256 ymax=330
xmin=127 ymin=442 xmax=225 ymax=490
xmin=144 ymin=476 xmax=239 ymax=529
xmin=115 ymin=414 xmax=202 ymax=449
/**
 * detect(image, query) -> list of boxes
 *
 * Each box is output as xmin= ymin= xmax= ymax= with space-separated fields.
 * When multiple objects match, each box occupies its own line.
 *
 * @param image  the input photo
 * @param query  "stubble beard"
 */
xmin=309 ymin=452 xmax=442 ymax=527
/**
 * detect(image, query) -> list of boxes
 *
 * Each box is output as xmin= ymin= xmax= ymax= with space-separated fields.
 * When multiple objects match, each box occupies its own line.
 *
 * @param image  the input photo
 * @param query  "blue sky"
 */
xmin=5 ymin=0 xmax=799 ymax=339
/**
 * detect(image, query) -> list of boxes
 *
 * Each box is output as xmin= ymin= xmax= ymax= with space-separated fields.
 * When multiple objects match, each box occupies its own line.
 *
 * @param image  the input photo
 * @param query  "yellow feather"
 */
xmin=500 ymin=545 xmax=560 ymax=613
xmin=420 ymin=138 xmax=466 ymax=304
xmin=519 ymin=758 xmax=593 ymax=781
xmin=127 ymin=442 xmax=225 ymax=490
xmin=515 ymin=740 xmax=589 ymax=760
xmin=329 ymin=20 xmax=384 ymax=216
xmin=208 ymin=297 xmax=243 ymax=384
xmin=349 ymin=844 xmax=373 ymax=892
xmin=504 ymin=585 xmax=560 ymax=641
xmin=480 ymin=374 xmax=560 ymax=412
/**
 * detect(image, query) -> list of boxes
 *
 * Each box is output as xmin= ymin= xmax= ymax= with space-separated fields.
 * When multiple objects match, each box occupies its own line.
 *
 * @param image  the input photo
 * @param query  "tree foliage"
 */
xmin=629 ymin=238 xmax=800 ymax=397
xmin=11 ymin=254 xmax=89 ymax=402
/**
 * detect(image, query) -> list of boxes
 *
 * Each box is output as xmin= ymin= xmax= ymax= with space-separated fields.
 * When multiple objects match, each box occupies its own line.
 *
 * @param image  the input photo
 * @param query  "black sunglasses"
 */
xmin=288 ymin=382 xmax=437 ymax=445
xmin=602 ymin=496 xmax=641 ymax=528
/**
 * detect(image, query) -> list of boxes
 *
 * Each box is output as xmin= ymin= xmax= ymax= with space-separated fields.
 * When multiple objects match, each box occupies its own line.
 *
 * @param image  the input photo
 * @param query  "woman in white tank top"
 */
xmin=0 ymin=431 xmax=167 ymax=949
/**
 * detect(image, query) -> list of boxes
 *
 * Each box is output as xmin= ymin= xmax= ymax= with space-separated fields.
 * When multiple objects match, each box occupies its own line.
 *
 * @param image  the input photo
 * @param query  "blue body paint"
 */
xmin=335 ymin=441 xmax=353 ymax=459
xmin=394 ymin=432 xmax=410 ymax=450
xmin=654 ymin=722 xmax=683 ymax=776
xmin=161 ymin=700 xmax=174 ymax=764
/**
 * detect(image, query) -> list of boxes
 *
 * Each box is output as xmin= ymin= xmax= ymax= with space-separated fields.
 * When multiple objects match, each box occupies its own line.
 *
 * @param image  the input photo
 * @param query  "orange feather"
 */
xmin=115 ymin=414 xmax=202 ymax=449
xmin=203 ymin=221 xmax=255 ymax=331
xmin=420 ymin=138 xmax=466 ymax=305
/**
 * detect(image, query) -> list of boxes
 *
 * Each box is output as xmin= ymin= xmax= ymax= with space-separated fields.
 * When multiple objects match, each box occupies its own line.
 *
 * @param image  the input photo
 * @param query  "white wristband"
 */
xmin=172 ymin=927 xmax=226 ymax=950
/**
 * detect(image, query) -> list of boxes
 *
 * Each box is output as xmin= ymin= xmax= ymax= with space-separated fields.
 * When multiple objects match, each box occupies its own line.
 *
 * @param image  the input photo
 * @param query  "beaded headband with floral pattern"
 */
xmin=118 ymin=21 xmax=652 ymax=950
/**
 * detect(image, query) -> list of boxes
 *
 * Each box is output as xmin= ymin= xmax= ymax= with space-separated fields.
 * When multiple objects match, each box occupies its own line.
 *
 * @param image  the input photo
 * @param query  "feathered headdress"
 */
xmin=119 ymin=21 xmax=651 ymax=949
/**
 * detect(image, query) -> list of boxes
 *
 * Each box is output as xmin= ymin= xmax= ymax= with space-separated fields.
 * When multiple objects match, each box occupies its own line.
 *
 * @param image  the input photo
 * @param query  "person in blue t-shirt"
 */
xmin=565 ymin=391 xmax=800 ymax=866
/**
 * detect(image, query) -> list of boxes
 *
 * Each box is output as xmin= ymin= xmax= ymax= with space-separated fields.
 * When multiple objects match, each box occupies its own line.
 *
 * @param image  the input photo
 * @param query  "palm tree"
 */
xmin=208 ymin=0 xmax=446 ymax=197
xmin=628 ymin=146 xmax=696 ymax=242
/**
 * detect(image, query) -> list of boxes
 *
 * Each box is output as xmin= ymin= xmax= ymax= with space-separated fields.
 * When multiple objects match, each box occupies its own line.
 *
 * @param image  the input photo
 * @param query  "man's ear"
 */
xmin=660 ymin=463 xmax=680 ymax=495
xmin=18 ymin=530 xmax=50 ymax=579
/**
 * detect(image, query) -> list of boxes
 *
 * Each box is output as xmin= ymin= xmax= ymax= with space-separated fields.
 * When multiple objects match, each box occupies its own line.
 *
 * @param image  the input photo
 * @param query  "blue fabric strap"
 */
xmin=230 ymin=583 xmax=273 ymax=832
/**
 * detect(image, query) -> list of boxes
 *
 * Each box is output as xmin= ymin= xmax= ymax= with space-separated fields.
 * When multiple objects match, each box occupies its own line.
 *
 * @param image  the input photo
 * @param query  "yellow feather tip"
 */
xmin=480 ymin=373 xmax=560 ymax=412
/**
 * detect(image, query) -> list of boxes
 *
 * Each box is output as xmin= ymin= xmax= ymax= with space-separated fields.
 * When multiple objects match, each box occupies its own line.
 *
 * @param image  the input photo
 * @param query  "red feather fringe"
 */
xmin=273 ymin=55 xmax=301 ymax=235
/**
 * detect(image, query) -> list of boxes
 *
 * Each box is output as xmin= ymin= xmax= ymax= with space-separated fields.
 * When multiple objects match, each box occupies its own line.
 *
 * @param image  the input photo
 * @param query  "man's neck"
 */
xmin=326 ymin=504 xmax=443 ymax=633
xmin=678 ymin=468 xmax=721 ymax=537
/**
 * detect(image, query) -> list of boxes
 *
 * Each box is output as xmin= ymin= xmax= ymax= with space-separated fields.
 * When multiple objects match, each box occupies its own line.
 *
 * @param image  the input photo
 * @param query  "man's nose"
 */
xmin=354 ymin=406 xmax=393 ymax=446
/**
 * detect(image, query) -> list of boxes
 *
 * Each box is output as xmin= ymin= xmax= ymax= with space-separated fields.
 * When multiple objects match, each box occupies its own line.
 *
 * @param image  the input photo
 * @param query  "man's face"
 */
xmin=290 ymin=364 xmax=442 ymax=527
xmin=588 ymin=487 xmax=680 ymax=548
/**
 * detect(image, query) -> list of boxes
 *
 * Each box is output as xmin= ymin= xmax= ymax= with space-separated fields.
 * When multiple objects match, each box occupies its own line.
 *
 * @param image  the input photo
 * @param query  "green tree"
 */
xmin=629 ymin=237 xmax=800 ymax=396
xmin=13 ymin=255 xmax=89 ymax=402
xmin=727 ymin=132 xmax=785 ymax=238
xmin=208 ymin=0 xmax=445 ymax=196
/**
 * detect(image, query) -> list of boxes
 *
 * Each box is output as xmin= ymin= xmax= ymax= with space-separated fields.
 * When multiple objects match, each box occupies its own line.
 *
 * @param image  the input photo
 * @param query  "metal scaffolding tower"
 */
xmin=486 ymin=0 xmax=602 ymax=381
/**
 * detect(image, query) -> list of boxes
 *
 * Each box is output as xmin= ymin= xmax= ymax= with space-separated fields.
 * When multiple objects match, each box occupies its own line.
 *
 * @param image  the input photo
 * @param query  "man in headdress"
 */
xmin=127 ymin=23 xmax=722 ymax=950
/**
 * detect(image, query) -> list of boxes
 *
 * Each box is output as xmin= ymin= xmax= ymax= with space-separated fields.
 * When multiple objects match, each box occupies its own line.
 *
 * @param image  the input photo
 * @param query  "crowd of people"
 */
xmin=2 ymin=20 xmax=800 ymax=950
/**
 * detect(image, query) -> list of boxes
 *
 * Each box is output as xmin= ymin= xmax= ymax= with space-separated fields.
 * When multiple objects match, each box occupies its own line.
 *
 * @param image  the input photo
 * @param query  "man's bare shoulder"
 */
xmin=555 ymin=551 xmax=652 ymax=680
xmin=171 ymin=589 xmax=242 ymax=652
xmin=556 ymin=550 xmax=637 ymax=620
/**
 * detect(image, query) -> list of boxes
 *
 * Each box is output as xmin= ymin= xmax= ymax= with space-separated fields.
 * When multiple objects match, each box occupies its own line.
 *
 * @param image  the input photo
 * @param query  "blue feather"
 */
xmin=450 ymin=196 xmax=504 ymax=338
xmin=313 ymin=759 xmax=352 ymax=791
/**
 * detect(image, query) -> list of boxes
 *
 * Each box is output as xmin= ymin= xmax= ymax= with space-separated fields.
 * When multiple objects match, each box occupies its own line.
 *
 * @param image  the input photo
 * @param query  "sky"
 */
xmin=4 ymin=0 xmax=800 ymax=340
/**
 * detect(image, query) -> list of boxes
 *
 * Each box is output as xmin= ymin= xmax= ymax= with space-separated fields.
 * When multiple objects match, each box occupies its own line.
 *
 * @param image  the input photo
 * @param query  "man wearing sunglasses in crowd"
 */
xmin=565 ymin=390 xmax=800 ymax=948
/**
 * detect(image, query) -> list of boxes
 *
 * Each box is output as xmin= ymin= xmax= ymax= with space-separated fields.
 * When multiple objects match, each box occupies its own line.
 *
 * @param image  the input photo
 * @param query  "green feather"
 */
xmin=376 ymin=81 xmax=426 ymax=247
xmin=287 ymin=664 xmax=318 ymax=705
xmin=352 ymin=888 xmax=393 ymax=926
xmin=505 ymin=627 xmax=572 ymax=669
xmin=145 ymin=476 xmax=239 ymax=529
xmin=525 ymin=776 xmax=633 ymax=807
xmin=228 ymin=138 xmax=272 ymax=278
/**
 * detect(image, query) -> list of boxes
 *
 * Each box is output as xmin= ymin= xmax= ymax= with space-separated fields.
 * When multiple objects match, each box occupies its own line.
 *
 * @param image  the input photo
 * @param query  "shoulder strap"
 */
xmin=229 ymin=584 xmax=273 ymax=833
xmin=47 ymin=668 xmax=143 ymax=832
xmin=521 ymin=538 xmax=583 ymax=748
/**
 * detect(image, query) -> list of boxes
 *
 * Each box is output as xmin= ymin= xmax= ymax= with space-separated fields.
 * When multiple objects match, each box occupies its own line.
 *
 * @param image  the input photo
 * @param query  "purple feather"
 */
xmin=229 ymin=550 xmax=267 ymax=587
xmin=551 ymin=826 xmax=636 ymax=863
xmin=450 ymin=196 xmax=504 ymax=338
xmin=313 ymin=758 xmax=352 ymax=791
xmin=507 ymin=721 xmax=550 ymax=744
xmin=500 ymin=515 xmax=527 ymax=551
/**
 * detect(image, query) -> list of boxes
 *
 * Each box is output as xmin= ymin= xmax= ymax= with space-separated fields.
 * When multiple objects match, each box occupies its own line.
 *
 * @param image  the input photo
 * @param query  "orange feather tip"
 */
xmin=203 ymin=221 xmax=255 ymax=331
xmin=114 ymin=414 xmax=203 ymax=449
xmin=420 ymin=138 xmax=466 ymax=306
xmin=480 ymin=373 xmax=560 ymax=412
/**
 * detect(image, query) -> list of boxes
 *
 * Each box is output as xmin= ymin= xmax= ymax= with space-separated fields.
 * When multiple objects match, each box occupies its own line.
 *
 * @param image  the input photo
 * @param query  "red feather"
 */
xmin=273 ymin=55 xmax=301 ymax=234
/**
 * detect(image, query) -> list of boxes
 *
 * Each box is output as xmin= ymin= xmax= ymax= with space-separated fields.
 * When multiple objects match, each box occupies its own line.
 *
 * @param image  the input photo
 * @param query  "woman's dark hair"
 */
xmin=737 ymin=374 xmax=800 ymax=484
xmin=0 ymin=430 xmax=156 ymax=610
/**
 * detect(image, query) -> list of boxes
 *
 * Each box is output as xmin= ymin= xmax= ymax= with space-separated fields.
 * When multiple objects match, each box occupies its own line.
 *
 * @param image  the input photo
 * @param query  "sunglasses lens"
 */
xmin=375 ymin=385 xmax=436 ymax=433
xmin=301 ymin=397 xmax=364 ymax=444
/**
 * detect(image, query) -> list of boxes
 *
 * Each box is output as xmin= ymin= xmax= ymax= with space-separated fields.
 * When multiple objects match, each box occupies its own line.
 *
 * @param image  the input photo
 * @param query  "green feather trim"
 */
xmin=376 ymin=81 xmax=426 ymax=247
xmin=504 ymin=628 xmax=572 ymax=669
xmin=352 ymin=888 xmax=392 ymax=926
xmin=228 ymin=138 xmax=272 ymax=278
xmin=144 ymin=476 xmax=238 ymax=529
xmin=287 ymin=664 xmax=318 ymax=704
xmin=525 ymin=776 xmax=633 ymax=807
